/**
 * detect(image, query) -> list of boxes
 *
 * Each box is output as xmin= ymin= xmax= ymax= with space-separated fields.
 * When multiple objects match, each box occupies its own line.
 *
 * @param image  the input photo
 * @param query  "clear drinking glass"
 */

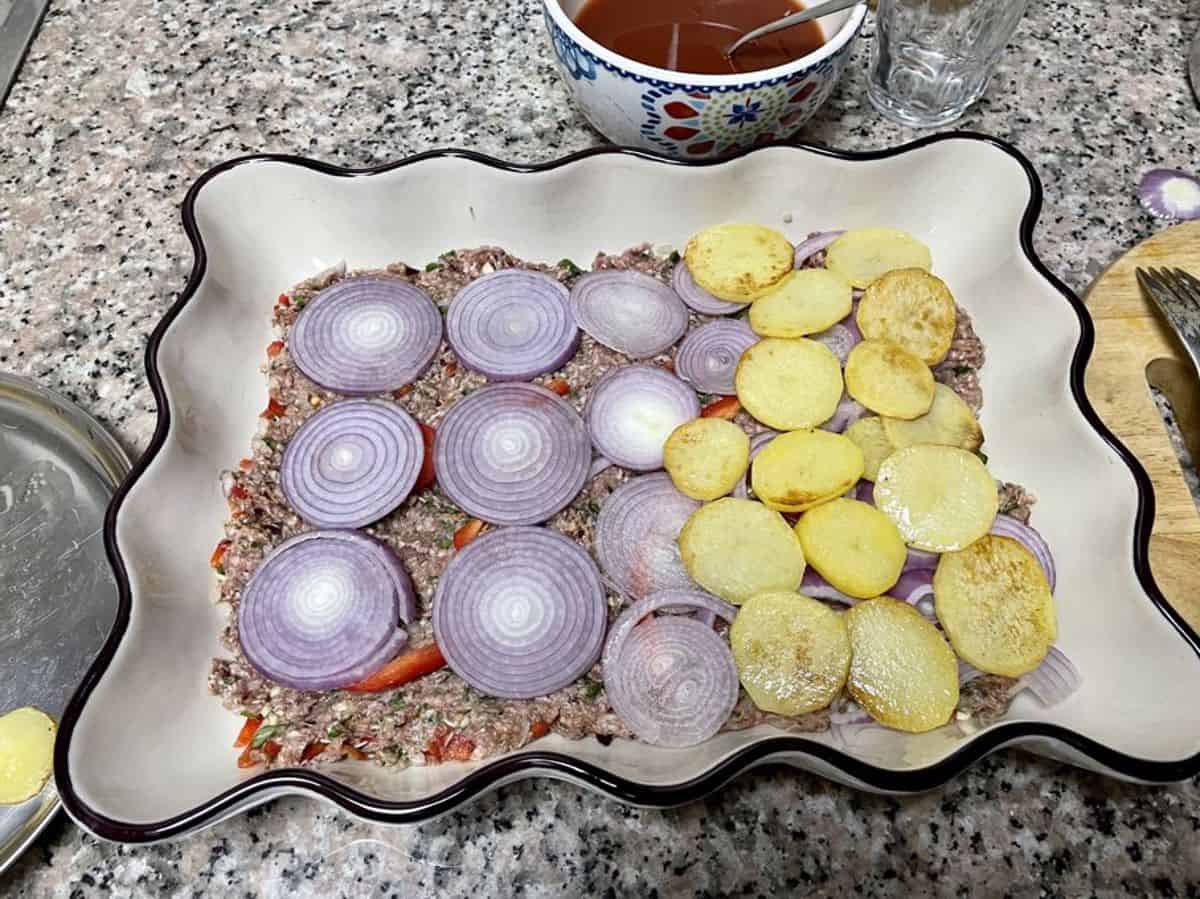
xmin=867 ymin=0 xmax=1029 ymax=128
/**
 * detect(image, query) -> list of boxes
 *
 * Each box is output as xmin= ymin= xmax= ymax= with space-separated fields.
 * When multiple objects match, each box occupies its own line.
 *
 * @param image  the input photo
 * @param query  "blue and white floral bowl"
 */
xmin=543 ymin=0 xmax=867 ymax=159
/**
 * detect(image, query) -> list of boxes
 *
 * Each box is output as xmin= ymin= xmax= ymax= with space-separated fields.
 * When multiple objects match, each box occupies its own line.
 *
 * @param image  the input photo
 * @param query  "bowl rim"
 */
xmin=55 ymin=133 xmax=1200 ymax=843
xmin=542 ymin=0 xmax=868 ymax=88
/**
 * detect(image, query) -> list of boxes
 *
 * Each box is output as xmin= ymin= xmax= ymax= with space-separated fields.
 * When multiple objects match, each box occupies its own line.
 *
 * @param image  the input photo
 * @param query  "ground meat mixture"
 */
xmin=211 ymin=244 xmax=1032 ymax=770
xmin=956 ymin=675 xmax=1020 ymax=724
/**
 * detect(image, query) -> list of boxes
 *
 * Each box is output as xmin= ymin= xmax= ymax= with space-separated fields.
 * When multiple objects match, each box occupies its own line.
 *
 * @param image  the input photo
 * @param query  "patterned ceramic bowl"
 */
xmin=542 ymin=0 xmax=867 ymax=158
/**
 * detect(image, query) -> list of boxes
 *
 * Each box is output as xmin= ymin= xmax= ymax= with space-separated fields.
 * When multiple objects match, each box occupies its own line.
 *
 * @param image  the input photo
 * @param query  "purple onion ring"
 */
xmin=571 ymin=270 xmax=689 ymax=358
xmin=585 ymin=366 xmax=699 ymax=471
xmin=671 ymin=262 xmax=748 ymax=316
xmin=675 ymin=319 xmax=759 ymax=396
xmin=990 ymin=513 xmax=1056 ymax=591
xmin=732 ymin=430 xmax=779 ymax=499
xmin=794 ymin=230 xmax=845 ymax=268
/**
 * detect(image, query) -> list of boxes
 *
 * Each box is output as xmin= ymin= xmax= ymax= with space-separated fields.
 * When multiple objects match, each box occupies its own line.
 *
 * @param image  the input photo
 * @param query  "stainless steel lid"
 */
xmin=0 ymin=373 xmax=129 ymax=873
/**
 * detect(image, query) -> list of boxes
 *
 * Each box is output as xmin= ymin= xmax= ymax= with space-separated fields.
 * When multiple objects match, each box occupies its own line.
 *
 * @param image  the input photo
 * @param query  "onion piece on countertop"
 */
xmin=434 ymin=382 xmax=591 ymax=526
xmin=238 ymin=530 xmax=416 ymax=691
xmin=800 ymin=569 xmax=859 ymax=606
xmin=675 ymin=319 xmax=759 ymax=396
xmin=671 ymin=262 xmax=748 ymax=316
xmin=602 ymin=590 xmax=739 ymax=748
xmin=732 ymin=429 xmax=779 ymax=500
xmin=289 ymin=277 xmax=442 ymax=394
xmin=1011 ymin=646 xmax=1081 ymax=707
xmin=793 ymin=230 xmax=845 ymax=268
xmin=571 ymin=270 xmax=690 ymax=358
xmin=585 ymin=366 xmax=700 ymax=471
xmin=1138 ymin=169 xmax=1200 ymax=221
xmin=990 ymin=513 xmax=1056 ymax=591
xmin=280 ymin=399 xmax=424 ymax=529
xmin=595 ymin=472 xmax=701 ymax=599
xmin=433 ymin=526 xmax=608 ymax=699
xmin=446 ymin=269 xmax=580 ymax=380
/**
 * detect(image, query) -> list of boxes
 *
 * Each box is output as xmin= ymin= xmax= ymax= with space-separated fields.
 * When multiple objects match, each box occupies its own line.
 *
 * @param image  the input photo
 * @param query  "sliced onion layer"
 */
xmin=675 ymin=320 xmax=759 ymax=396
xmin=671 ymin=262 xmax=748 ymax=315
xmin=585 ymin=366 xmax=699 ymax=471
xmin=290 ymin=277 xmax=442 ymax=394
xmin=892 ymin=568 xmax=934 ymax=607
xmin=239 ymin=530 xmax=416 ymax=691
xmin=280 ymin=400 xmax=423 ymax=528
xmin=433 ymin=526 xmax=607 ymax=699
xmin=1014 ymin=646 xmax=1080 ymax=706
xmin=904 ymin=546 xmax=940 ymax=571
xmin=855 ymin=480 xmax=875 ymax=505
xmin=1138 ymin=169 xmax=1200 ymax=221
xmin=595 ymin=473 xmax=701 ymax=599
xmin=446 ymin=269 xmax=579 ymax=380
xmin=990 ymin=513 xmax=1056 ymax=591
xmin=821 ymin=393 xmax=867 ymax=434
xmin=602 ymin=590 xmax=739 ymax=747
xmin=794 ymin=230 xmax=845 ymax=268
xmin=811 ymin=323 xmax=860 ymax=364
xmin=800 ymin=568 xmax=858 ymax=606
xmin=732 ymin=430 xmax=778 ymax=499
xmin=434 ymin=383 xmax=591 ymax=525
xmin=571 ymin=270 xmax=689 ymax=358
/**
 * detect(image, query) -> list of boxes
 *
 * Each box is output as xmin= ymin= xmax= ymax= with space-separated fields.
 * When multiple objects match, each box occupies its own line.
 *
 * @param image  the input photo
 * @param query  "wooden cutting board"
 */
xmin=1083 ymin=220 xmax=1200 ymax=628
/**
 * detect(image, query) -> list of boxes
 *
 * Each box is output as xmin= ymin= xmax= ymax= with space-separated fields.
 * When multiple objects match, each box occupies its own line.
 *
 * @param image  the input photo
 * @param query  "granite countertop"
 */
xmin=4 ymin=0 xmax=1200 ymax=895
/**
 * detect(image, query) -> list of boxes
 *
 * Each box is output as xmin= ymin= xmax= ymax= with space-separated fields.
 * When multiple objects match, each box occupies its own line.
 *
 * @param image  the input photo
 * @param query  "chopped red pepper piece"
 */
xmin=236 ymin=745 xmax=258 ymax=769
xmin=657 ymin=359 xmax=676 ymax=374
xmin=210 ymin=539 xmax=231 ymax=572
xmin=238 ymin=458 xmax=254 ymax=472
xmin=261 ymin=397 xmax=286 ymax=420
xmin=444 ymin=361 xmax=458 ymax=377
xmin=277 ymin=293 xmax=291 ymax=307
xmin=443 ymin=733 xmax=475 ymax=761
xmin=233 ymin=716 xmax=262 ymax=749
xmin=345 ymin=642 xmax=447 ymax=693
xmin=266 ymin=340 xmax=284 ymax=359
xmin=453 ymin=518 xmax=485 ymax=550
xmin=229 ymin=483 xmax=249 ymax=502
xmin=701 ymin=396 xmax=741 ymax=420
xmin=414 ymin=423 xmax=436 ymax=492
xmin=343 ymin=745 xmax=368 ymax=761
xmin=425 ymin=725 xmax=449 ymax=763
xmin=263 ymin=740 xmax=282 ymax=761
xmin=300 ymin=741 xmax=327 ymax=762
xmin=529 ymin=720 xmax=550 ymax=740
xmin=546 ymin=378 xmax=570 ymax=397
xmin=393 ymin=384 xmax=413 ymax=400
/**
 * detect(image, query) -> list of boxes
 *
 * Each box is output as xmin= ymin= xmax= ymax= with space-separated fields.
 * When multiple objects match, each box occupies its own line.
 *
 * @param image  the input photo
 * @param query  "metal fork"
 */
xmin=1136 ymin=267 xmax=1200 ymax=379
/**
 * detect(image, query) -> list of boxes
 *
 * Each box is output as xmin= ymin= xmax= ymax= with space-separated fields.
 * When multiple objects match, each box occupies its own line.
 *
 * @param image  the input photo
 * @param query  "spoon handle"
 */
xmin=727 ymin=0 xmax=865 ymax=57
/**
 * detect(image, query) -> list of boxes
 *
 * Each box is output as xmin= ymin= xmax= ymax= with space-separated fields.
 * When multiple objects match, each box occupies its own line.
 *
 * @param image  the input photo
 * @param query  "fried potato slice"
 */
xmin=678 ymin=497 xmax=806 ymax=604
xmin=735 ymin=338 xmax=843 ymax=431
xmin=845 ymin=339 xmax=935 ymax=420
xmin=882 ymin=383 xmax=983 ymax=453
xmin=0 ymin=707 xmax=56 ymax=804
xmin=874 ymin=445 xmax=998 ymax=551
xmin=845 ymin=597 xmax=960 ymax=733
xmin=664 ymin=418 xmax=751 ymax=501
xmin=844 ymin=416 xmax=895 ymax=482
xmin=824 ymin=228 xmax=933 ymax=289
xmin=795 ymin=498 xmax=906 ymax=599
xmin=749 ymin=268 xmax=854 ymax=338
xmin=684 ymin=223 xmax=795 ymax=302
xmin=857 ymin=268 xmax=957 ymax=365
xmin=751 ymin=429 xmax=864 ymax=513
xmin=934 ymin=535 xmax=1057 ymax=677
xmin=731 ymin=592 xmax=851 ymax=716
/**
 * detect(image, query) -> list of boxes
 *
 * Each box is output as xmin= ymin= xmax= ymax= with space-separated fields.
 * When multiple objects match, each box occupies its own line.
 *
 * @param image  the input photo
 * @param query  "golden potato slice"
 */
xmin=748 ymin=269 xmax=853 ymax=338
xmin=874 ymin=445 xmax=998 ymax=551
xmin=735 ymin=338 xmax=843 ymax=431
xmin=824 ymin=228 xmax=933 ymax=289
xmin=857 ymin=269 xmax=957 ymax=365
xmin=678 ymin=497 xmax=806 ymax=604
xmin=934 ymin=535 xmax=1057 ymax=677
xmin=882 ymin=383 xmax=983 ymax=453
xmin=844 ymin=339 xmax=935 ymax=420
xmin=845 ymin=597 xmax=960 ymax=733
xmin=730 ymin=592 xmax=851 ymax=716
xmin=684 ymin=223 xmax=794 ymax=302
xmin=751 ymin=430 xmax=864 ymax=513
xmin=844 ymin=416 xmax=895 ymax=482
xmin=664 ymin=418 xmax=751 ymax=501
xmin=0 ymin=707 xmax=56 ymax=804
xmin=795 ymin=498 xmax=906 ymax=599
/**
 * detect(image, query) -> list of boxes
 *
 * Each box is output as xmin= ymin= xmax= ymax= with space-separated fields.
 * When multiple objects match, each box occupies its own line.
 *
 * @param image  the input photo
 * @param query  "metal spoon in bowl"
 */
xmin=726 ymin=0 xmax=865 ymax=58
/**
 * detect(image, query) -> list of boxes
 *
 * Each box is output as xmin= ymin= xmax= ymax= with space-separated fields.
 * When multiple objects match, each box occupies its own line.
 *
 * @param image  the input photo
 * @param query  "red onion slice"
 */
xmin=1013 ymin=646 xmax=1080 ymax=707
xmin=794 ymin=230 xmax=845 ymax=268
xmin=675 ymin=320 xmax=759 ymax=396
xmin=904 ymin=546 xmax=940 ymax=571
xmin=800 ymin=569 xmax=858 ymax=606
xmin=811 ymin=304 xmax=862 ymax=364
xmin=238 ymin=530 xmax=416 ymax=691
xmin=958 ymin=659 xmax=984 ymax=686
xmin=432 ymin=526 xmax=607 ymax=699
xmin=1138 ymin=169 xmax=1200 ymax=221
xmin=571 ymin=270 xmax=689 ymax=359
xmin=732 ymin=430 xmax=778 ymax=499
xmin=821 ymin=393 xmax=868 ymax=434
xmin=855 ymin=480 xmax=876 ymax=505
xmin=671 ymin=262 xmax=748 ymax=316
xmin=290 ymin=277 xmax=442 ymax=394
xmin=280 ymin=400 xmax=423 ymax=529
xmin=585 ymin=366 xmax=700 ymax=471
xmin=892 ymin=568 xmax=934 ymax=608
xmin=990 ymin=514 xmax=1056 ymax=591
xmin=446 ymin=269 xmax=580 ymax=381
xmin=434 ymin=383 xmax=591 ymax=526
xmin=595 ymin=473 xmax=701 ymax=599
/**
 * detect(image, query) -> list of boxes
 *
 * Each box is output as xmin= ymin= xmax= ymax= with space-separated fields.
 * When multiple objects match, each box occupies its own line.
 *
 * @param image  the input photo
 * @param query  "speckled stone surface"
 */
xmin=5 ymin=0 xmax=1200 ymax=895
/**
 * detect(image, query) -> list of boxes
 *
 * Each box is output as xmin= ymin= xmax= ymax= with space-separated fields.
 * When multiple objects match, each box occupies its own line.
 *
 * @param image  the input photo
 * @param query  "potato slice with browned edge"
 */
xmin=0 ymin=706 xmax=56 ymax=804
xmin=882 ymin=383 xmax=983 ymax=453
xmin=934 ymin=535 xmax=1057 ymax=677
xmin=845 ymin=339 xmax=935 ymax=420
xmin=857 ymin=269 xmax=957 ymax=365
xmin=795 ymin=498 xmax=906 ymax=599
xmin=874 ymin=445 xmax=998 ymax=551
xmin=751 ymin=429 xmax=864 ymax=513
xmin=845 ymin=597 xmax=959 ymax=733
xmin=664 ymin=418 xmax=751 ymax=501
xmin=749 ymin=268 xmax=853 ymax=339
xmin=678 ymin=497 xmax=806 ymax=604
xmin=735 ymin=338 xmax=843 ymax=431
xmin=845 ymin=416 xmax=894 ymax=482
xmin=684 ymin=223 xmax=795 ymax=303
xmin=825 ymin=228 xmax=933 ymax=290
xmin=731 ymin=592 xmax=851 ymax=716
